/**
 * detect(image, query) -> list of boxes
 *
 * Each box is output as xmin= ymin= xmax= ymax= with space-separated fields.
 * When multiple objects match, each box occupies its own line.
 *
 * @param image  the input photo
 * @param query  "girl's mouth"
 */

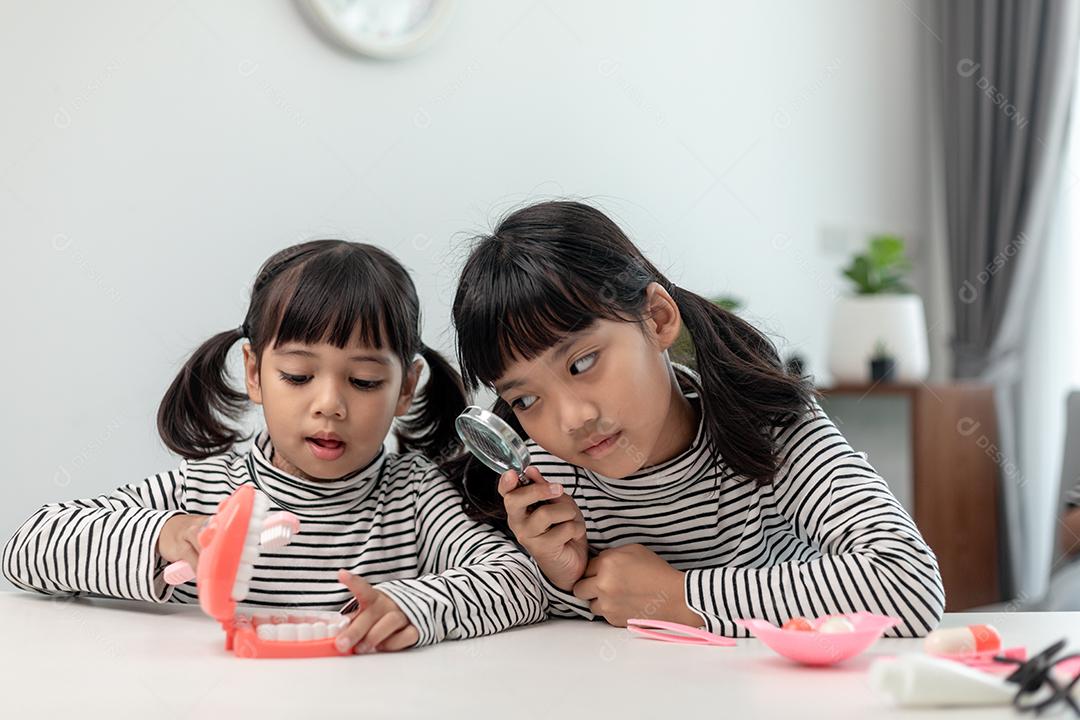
xmin=306 ymin=436 xmax=346 ymax=461
xmin=583 ymin=431 xmax=622 ymax=458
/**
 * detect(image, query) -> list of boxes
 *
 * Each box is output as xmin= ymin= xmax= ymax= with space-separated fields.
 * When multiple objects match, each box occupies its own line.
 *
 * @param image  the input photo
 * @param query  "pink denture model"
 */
xmin=189 ymin=485 xmax=351 ymax=658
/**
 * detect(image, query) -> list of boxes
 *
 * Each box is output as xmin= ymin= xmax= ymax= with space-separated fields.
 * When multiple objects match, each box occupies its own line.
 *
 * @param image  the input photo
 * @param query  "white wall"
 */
xmin=0 ymin=0 xmax=936 ymax=585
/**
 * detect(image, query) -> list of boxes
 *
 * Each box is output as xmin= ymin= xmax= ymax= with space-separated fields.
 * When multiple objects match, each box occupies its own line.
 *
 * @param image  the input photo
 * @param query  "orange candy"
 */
xmin=782 ymin=617 xmax=814 ymax=632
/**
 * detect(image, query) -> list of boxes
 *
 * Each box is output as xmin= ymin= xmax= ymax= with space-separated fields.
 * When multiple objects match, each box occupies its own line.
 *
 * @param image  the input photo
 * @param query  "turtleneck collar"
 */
xmin=244 ymin=430 xmax=387 ymax=514
xmin=582 ymin=364 xmax=723 ymax=501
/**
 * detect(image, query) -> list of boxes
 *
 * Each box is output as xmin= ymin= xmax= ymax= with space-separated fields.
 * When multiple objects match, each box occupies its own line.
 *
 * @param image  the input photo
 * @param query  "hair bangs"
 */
xmin=269 ymin=246 xmax=410 ymax=362
xmin=456 ymin=239 xmax=638 ymax=389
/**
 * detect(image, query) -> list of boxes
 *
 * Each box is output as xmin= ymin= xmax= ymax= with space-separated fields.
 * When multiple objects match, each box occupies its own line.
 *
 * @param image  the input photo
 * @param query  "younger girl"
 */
xmin=3 ymin=240 xmax=545 ymax=652
xmin=450 ymin=201 xmax=945 ymax=638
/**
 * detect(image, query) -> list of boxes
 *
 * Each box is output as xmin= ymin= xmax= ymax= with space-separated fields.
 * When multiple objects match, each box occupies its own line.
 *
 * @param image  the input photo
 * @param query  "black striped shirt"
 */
xmin=2 ymin=432 xmax=546 ymax=646
xmin=528 ymin=367 xmax=946 ymax=637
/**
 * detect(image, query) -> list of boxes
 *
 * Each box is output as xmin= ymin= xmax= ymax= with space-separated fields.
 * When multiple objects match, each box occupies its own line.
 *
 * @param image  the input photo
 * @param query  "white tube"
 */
xmin=870 ymin=655 xmax=1016 ymax=707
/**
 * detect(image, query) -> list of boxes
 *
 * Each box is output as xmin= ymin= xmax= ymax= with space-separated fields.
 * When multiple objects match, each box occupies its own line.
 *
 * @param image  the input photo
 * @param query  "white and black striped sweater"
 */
xmin=2 ymin=432 xmax=546 ymax=646
xmin=528 ymin=369 xmax=946 ymax=638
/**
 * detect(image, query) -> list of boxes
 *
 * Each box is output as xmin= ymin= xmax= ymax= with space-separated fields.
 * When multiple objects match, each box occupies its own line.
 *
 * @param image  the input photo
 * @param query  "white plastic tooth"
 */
xmin=260 ymin=526 xmax=294 ymax=551
xmin=328 ymin=620 xmax=346 ymax=637
xmin=297 ymin=623 xmax=313 ymax=642
xmin=236 ymin=563 xmax=255 ymax=582
xmin=312 ymin=623 xmax=328 ymax=639
xmin=257 ymin=624 xmax=278 ymax=641
xmin=232 ymin=579 xmax=249 ymax=600
xmin=277 ymin=624 xmax=298 ymax=642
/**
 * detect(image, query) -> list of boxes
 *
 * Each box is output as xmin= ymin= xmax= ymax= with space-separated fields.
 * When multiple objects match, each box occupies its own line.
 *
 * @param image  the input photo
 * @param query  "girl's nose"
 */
xmin=557 ymin=392 xmax=599 ymax=435
xmin=312 ymin=380 xmax=347 ymax=419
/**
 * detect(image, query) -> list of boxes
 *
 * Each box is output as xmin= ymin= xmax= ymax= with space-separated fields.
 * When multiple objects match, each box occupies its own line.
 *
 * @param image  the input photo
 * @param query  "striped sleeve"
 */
xmin=684 ymin=405 xmax=946 ymax=638
xmin=2 ymin=466 xmax=188 ymax=603
xmin=533 ymin=561 xmax=594 ymax=620
xmin=373 ymin=459 xmax=548 ymax=647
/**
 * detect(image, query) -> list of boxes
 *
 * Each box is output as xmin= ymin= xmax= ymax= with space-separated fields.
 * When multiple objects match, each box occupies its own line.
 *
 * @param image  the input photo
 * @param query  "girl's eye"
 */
xmin=511 ymin=395 xmax=537 ymax=411
xmin=350 ymin=378 xmax=384 ymax=391
xmin=570 ymin=352 xmax=598 ymax=375
xmin=279 ymin=372 xmax=310 ymax=385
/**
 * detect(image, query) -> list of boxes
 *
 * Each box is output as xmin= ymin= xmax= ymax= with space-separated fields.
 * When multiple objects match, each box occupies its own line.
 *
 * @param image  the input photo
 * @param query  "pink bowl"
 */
xmin=734 ymin=612 xmax=900 ymax=666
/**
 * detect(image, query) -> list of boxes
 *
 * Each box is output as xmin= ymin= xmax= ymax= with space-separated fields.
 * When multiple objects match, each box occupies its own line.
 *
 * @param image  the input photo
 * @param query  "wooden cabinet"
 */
xmin=818 ymin=383 xmax=1002 ymax=610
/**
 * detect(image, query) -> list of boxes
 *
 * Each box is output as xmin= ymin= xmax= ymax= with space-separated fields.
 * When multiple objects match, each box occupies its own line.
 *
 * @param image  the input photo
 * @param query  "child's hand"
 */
xmin=157 ymin=513 xmax=209 ymax=570
xmin=335 ymin=569 xmax=418 ymax=654
xmin=499 ymin=466 xmax=588 ymax=592
xmin=571 ymin=543 xmax=703 ymax=628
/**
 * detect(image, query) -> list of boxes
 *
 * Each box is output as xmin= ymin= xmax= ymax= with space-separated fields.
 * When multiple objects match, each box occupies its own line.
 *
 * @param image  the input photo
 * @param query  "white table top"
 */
xmin=1 ymin=591 xmax=1077 ymax=719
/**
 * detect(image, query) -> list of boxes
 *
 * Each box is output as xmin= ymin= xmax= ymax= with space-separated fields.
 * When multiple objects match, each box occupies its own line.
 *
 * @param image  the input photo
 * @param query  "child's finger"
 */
xmin=543 ymin=518 xmax=587 ymax=547
xmin=378 ymin=625 xmax=420 ymax=652
xmin=182 ymin=537 xmax=201 ymax=570
xmin=362 ymin=610 xmax=409 ymax=652
xmin=499 ymin=466 xmax=548 ymax=496
xmin=572 ymin=575 xmax=599 ymax=601
xmin=520 ymin=501 xmax=579 ymax=539
xmin=497 ymin=470 xmax=521 ymax=496
xmin=335 ymin=605 xmax=381 ymax=653
xmin=503 ymin=482 xmax=565 ymax=519
xmin=338 ymin=569 xmax=378 ymax=606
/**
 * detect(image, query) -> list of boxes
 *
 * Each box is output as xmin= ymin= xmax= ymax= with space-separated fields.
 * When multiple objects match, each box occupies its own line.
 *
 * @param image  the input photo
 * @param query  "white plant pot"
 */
xmin=827 ymin=294 xmax=929 ymax=383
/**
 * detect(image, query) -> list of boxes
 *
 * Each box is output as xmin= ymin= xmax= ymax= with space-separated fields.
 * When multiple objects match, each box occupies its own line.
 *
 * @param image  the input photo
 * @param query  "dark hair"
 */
xmin=158 ymin=240 xmax=466 ymax=463
xmin=450 ymin=200 xmax=815 ymax=519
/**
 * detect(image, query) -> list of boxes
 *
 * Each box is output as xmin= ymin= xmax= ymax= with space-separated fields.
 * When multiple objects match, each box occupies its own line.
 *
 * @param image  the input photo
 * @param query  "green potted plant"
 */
xmin=840 ymin=234 xmax=912 ymax=294
xmin=827 ymin=235 xmax=928 ymax=383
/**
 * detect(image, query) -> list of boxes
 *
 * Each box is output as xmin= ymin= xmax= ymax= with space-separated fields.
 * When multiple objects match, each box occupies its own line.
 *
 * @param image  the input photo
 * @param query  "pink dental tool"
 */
xmin=163 ymin=509 xmax=300 ymax=586
xmin=627 ymin=618 xmax=736 ymax=647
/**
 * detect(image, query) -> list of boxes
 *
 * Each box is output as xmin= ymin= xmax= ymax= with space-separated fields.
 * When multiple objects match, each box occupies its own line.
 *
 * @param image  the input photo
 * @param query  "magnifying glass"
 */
xmin=454 ymin=405 xmax=532 ymax=486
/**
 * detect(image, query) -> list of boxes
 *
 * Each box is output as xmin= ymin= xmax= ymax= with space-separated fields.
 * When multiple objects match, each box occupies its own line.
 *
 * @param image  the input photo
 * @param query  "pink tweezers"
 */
xmin=627 ymin=618 xmax=736 ymax=647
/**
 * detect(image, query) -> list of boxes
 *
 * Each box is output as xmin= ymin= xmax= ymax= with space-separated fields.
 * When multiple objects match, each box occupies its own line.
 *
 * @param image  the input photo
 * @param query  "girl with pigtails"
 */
xmin=4 ymin=240 xmax=546 ymax=652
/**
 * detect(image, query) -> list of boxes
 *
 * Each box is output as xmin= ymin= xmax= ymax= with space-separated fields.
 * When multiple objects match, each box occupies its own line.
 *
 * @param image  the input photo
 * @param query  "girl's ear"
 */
xmin=644 ymin=281 xmax=682 ymax=351
xmin=394 ymin=359 xmax=423 ymax=417
xmin=242 ymin=343 xmax=263 ymax=405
